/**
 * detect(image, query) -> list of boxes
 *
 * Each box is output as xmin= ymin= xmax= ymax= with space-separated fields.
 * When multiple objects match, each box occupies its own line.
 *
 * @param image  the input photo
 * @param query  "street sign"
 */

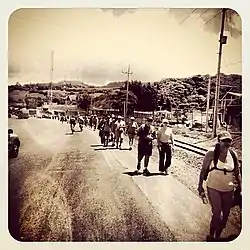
xmin=220 ymin=36 xmax=227 ymax=44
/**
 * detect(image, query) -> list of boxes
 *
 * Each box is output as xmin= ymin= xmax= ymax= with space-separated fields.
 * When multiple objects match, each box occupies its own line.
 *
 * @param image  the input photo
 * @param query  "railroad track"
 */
xmin=174 ymin=139 xmax=208 ymax=156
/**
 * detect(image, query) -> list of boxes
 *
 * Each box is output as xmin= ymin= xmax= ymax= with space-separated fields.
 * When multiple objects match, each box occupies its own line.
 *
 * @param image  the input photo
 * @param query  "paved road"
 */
xmin=8 ymin=118 xmax=240 ymax=242
xmin=8 ymin=118 xmax=176 ymax=242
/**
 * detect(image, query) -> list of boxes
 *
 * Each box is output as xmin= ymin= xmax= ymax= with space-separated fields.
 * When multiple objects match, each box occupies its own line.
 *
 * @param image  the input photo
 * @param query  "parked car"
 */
xmin=17 ymin=112 xmax=29 ymax=119
xmin=8 ymin=129 xmax=20 ymax=158
xmin=42 ymin=114 xmax=51 ymax=119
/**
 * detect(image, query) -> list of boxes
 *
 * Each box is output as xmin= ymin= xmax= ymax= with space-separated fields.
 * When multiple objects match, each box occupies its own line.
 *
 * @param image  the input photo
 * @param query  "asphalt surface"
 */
xmin=8 ymin=117 xmax=241 ymax=242
xmin=8 ymin=118 xmax=176 ymax=242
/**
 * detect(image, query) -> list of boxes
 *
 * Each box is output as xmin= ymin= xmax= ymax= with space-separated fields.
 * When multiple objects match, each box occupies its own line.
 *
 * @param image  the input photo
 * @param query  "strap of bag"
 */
xmin=204 ymin=144 xmax=236 ymax=180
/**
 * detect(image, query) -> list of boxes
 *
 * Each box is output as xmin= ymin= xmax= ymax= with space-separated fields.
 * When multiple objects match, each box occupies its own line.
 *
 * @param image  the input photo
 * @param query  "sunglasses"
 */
xmin=221 ymin=139 xmax=232 ymax=143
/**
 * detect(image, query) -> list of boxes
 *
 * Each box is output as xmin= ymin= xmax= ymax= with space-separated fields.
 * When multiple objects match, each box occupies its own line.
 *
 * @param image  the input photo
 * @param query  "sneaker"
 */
xmin=133 ymin=169 xmax=139 ymax=174
xmin=143 ymin=169 xmax=151 ymax=176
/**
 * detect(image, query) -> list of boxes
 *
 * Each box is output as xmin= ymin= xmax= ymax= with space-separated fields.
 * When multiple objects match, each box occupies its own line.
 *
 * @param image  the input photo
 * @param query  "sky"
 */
xmin=8 ymin=8 xmax=242 ymax=86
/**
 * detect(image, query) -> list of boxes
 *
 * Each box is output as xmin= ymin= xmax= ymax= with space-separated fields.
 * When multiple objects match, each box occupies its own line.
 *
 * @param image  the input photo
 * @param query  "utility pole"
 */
xmin=122 ymin=64 xmax=133 ymax=121
xmin=205 ymin=77 xmax=211 ymax=132
xmin=50 ymin=50 xmax=54 ymax=106
xmin=212 ymin=8 xmax=227 ymax=138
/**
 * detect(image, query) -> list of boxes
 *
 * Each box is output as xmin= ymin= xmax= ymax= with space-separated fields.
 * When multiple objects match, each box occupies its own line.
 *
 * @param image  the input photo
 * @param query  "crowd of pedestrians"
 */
xmin=56 ymin=112 xmax=242 ymax=242
xmin=67 ymin=113 xmax=176 ymax=177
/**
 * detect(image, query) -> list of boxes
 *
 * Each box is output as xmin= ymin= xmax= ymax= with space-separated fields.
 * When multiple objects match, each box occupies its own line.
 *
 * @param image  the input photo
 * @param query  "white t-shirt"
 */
xmin=157 ymin=127 xmax=173 ymax=143
xmin=115 ymin=120 xmax=126 ymax=131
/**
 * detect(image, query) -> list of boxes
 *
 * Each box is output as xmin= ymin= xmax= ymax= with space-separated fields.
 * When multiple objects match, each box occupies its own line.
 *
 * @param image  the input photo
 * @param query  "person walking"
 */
xmin=114 ymin=116 xmax=126 ymax=149
xmin=97 ymin=117 xmax=106 ymax=144
xmin=197 ymin=131 xmax=242 ymax=241
xmin=110 ymin=115 xmax=117 ymax=147
xmin=134 ymin=117 xmax=156 ymax=176
xmin=157 ymin=119 xmax=174 ymax=175
xmin=92 ymin=115 xmax=98 ymax=131
xmin=126 ymin=117 xmax=138 ymax=150
xmin=69 ymin=116 xmax=76 ymax=134
xmin=103 ymin=120 xmax=111 ymax=147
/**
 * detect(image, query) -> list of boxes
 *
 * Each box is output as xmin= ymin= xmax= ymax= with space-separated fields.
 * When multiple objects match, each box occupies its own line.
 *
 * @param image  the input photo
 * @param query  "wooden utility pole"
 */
xmin=212 ymin=8 xmax=227 ymax=138
xmin=205 ymin=77 xmax=211 ymax=132
xmin=122 ymin=64 xmax=133 ymax=121
xmin=50 ymin=50 xmax=54 ymax=105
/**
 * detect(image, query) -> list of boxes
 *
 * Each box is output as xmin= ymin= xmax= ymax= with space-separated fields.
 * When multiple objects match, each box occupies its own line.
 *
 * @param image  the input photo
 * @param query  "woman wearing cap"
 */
xmin=126 ymin=117 xmax=138 ymax=150
xmin=198 ymin=130 xmax=242 ymax=241
xmin=157 ymin=119 xmax=174 ymax=175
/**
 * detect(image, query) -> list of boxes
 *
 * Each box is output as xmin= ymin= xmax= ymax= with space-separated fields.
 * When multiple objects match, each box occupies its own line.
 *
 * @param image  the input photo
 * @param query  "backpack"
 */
xmin=204 ymin=143 xmax=239 ymax=181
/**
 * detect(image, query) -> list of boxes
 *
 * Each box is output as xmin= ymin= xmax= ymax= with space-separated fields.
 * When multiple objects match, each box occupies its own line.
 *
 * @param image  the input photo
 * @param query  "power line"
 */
xmin=225 ymin=61 xmax=242 ymax=67
xmin=196 ymin=9 xmax=209 ymax=20
xmin=200 ymin=9 xmax=223 ymax=29
xmin=180 ymin=8 xmax=196 ymax=24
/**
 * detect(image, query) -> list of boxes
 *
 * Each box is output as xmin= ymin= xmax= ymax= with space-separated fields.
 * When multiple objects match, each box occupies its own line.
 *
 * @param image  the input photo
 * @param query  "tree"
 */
xmin=165 ymin=98 xmax=172 ymax=112
xmin=77 ymin=94 xmax=91 ymax=110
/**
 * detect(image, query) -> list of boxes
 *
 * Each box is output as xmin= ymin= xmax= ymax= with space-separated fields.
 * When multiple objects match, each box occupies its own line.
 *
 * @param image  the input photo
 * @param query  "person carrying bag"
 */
xmin=197 ymin=130 xmax=242 ymax=241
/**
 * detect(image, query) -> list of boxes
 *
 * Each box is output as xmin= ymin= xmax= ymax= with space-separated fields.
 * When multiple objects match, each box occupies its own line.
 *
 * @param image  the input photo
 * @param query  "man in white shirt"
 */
xmin=157 ymin=119 xmax=174 ymax=175
xmin=115 ymin=116 xmax=126 ymax=149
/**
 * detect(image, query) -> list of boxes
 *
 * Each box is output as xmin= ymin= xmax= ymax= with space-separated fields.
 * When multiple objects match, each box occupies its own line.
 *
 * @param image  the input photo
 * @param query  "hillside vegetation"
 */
xmin=8 ymin=74 xmax=242 ymax=113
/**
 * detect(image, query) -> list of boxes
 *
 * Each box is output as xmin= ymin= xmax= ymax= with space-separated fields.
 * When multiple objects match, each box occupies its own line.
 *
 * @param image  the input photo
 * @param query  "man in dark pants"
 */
xmin=157 ymin=119 xmax=174 ymax=175
xmin=134 ymin=117 xmax=156 ymax=176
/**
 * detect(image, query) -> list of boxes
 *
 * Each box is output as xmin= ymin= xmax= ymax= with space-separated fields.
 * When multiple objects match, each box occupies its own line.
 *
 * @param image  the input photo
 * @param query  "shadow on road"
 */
xmin=123 ymin=171 xmax=167 ymax=177
xmin=147 ymin=172 xmax=169 ymax=176
xmin=123 ymin=171 xmax=142 ymax=176
xmin=65 ymin=132 xmax=73 ymax=135
xmin=94 ymin=147 xmax=118 ymax=151
xmin=90 ymin=144 xmax=104 ymax=147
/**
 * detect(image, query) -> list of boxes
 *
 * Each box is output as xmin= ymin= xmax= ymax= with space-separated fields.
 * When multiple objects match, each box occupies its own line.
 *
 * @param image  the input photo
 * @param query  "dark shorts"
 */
xmin=128 ymin=133 xmax=136 ymax=139
xmin=104 ymin=131 xmax=110 ymax=137
xmin=138 ymin=141 xmax=153 ymax=156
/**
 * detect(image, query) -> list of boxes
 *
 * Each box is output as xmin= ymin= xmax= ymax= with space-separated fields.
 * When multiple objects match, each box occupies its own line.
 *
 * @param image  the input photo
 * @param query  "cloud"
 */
xmin=101 ymin=8 xmax=137 ymax=17
xmin=169 ymin=8 xmax=242 ymax=38
xmin=77 ymin=64 xmax=150 ymax=85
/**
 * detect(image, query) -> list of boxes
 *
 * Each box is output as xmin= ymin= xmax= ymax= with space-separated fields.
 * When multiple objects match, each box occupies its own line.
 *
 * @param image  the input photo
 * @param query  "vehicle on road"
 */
xmin=17 ymin=112 xmax=29 ymax=119
xmin=42 ymin=114 xmax=51 ymax=119
xmin=8 ymin=129 xmax=20 ymax=158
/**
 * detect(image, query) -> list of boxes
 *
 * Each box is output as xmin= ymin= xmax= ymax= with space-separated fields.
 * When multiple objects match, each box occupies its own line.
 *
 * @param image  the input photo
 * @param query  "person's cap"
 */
xmin=130 ymin=117 xmax=135 ymax=120
xmin=112 ymin=114 xmax=115 ymax=118
xmin=118 ymin=115 xmax=122 ymax=119
xmin=162 ymin=119 xmax=168 ymax=123
xmin=147 ymin=117 xmax=153 ymax=122
xmin=218 ymin=130 xmax=232 ymax=141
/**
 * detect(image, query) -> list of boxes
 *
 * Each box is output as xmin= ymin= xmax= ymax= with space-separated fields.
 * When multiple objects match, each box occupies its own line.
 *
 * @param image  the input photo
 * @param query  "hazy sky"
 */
xmin=8 ymin=8 xmax=242 ymax=85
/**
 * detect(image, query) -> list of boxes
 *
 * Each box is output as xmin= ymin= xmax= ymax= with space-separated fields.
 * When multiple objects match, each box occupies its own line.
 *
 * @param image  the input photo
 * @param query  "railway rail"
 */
xmin=174 ymin=139 xmax=207 ymax=156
